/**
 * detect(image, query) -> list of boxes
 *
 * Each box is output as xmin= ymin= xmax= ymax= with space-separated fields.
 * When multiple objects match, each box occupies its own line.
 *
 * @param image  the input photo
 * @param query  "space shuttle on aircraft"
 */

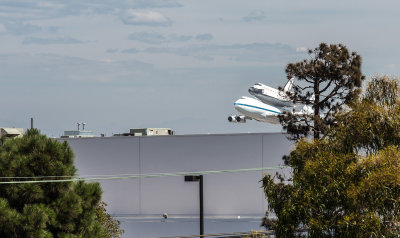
xmin=248 ymin=77 xmax=294 ymax=108
xmin=228 ymin=78 xmax=312 ymax=124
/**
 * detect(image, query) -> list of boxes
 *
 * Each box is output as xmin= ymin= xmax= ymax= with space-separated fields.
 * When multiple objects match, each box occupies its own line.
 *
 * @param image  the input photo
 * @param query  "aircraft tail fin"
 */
xmin=283 ymin=77 xmax=294 ymax=92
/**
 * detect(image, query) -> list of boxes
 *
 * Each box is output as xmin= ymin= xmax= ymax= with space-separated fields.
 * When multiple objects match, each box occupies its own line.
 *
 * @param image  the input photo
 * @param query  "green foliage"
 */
xmin=0 ymin=129 xmax=114 ymax=237
xmin=333 ymin=75 xmax=400 ymax=154
xmin=280 ymin=43 xmax=365 ymax=140
xmin=264 ymin=76 xmax=400 ymax=237
xmin=94 ymin=201 xmax=124 ymax=238
xmin=242 ymin=230 xmax=271 ymax=238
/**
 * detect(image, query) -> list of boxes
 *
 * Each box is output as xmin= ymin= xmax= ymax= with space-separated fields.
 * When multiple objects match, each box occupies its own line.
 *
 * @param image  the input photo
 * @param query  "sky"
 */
xmin=1 ymin=0 xmax=400 ymax=137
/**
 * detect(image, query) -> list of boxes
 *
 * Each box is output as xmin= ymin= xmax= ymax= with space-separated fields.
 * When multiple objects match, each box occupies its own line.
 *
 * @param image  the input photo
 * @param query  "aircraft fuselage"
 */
xmin=233 ymin=97 xmax=281 ymax=124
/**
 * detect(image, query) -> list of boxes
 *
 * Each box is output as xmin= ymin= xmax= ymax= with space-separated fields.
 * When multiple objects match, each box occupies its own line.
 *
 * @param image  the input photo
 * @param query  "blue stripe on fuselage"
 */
xmin=234 ymin=103 xmax=281 ymax=114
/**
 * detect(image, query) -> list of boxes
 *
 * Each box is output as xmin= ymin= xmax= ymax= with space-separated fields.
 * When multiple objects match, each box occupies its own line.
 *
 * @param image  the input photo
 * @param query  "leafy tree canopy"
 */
xmin=0 ymin=129 xmax=122 ymax=238
xmin=95 ymin=201 xmax=124 ymax=238
xmin=264 ymin=76 xmax=400 ymax=237
xmin=280 ymin=43 xmax=365 ymax=140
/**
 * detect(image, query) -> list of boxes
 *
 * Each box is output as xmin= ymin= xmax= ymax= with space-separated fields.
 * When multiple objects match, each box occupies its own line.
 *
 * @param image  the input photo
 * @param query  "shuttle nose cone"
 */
xmin=248 ymin=87 xmax=255 ymax=95
xmin=248 ymin=87 xmax=261 ymax=95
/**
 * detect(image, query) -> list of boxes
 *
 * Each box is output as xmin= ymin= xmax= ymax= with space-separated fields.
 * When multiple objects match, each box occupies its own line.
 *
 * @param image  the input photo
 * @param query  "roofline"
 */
xmin=58 ymin=132 xmax=286 ymax=140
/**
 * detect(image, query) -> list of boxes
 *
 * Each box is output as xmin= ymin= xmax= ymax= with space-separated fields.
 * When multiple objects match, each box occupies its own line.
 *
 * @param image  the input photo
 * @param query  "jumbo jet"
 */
xmin=228 ymin=77 xmax=312 ymax=124
xmin=228 ymin=96 xmax=282 ymax=124
xmin=228 ymin=96 xmax=313 ymax=124
xmin=248 ymin=77 xmax=294 ymax=108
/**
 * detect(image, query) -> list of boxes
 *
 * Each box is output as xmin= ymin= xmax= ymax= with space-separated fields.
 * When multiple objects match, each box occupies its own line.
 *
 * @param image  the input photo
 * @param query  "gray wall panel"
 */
xmin=140 ymin=176 xmax=199 ymax=215
xmin=205 ymin=172 xmax=265 ymax=215
xmin=140 ymin=135 xmax=262 ymax=173
xmin=139 ymin=134 xmax=264 ymax=215
xmin=262 ymin=134 xmax=293 ymax=211
xmin=63 ymin=137 xmax=141 ymax=174
xmin=60 ymin=133 xmax=291 ymax=216
xmin=60 ymin=137 xmax=141 ymax=214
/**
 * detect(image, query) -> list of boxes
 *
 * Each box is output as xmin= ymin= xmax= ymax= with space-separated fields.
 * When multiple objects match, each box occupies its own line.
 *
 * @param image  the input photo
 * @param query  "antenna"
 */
xmin=77 ymin=122 xmax=81 ymax=131
xmin=82 ymin=122 xmax=86 ymax=131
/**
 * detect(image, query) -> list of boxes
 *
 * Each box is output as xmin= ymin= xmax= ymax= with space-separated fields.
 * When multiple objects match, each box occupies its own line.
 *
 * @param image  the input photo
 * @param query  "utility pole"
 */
xmin=199 ymin=175 xmax=204 ymax=236
xmin=185 ymin=175 xmax=204 ymax=236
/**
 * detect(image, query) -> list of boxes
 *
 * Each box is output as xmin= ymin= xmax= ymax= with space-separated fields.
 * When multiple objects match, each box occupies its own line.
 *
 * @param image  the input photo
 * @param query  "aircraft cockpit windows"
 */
xmin=250 ymin=88 xmax=262 ymax=94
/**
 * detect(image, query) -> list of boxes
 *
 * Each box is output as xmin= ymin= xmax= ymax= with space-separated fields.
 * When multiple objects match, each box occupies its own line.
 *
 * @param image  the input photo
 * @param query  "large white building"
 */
xmin=60 ymin=132 xmax=293 ymax=218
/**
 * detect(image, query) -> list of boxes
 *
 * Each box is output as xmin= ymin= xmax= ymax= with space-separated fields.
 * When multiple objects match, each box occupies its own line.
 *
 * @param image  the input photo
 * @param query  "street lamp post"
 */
xmin=184 ymin=175 xmax=204 ymax=236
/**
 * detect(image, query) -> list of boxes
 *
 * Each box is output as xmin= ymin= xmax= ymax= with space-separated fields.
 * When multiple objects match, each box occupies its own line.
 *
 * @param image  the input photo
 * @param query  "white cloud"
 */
xmin=22 ymin=37 xmax=83 ymax=45
xmin=0 ymin=1 xmax=181 ymax=22
xmin=121 ymin=42 xmax=302 ymax=63
xmin=121 ymin=10 xmax=172 ymax=26
xmin=121 ymin=48 xmax=140 ymax=54
xmin=37 ymin=1 xmax=64 ymax=9
xmin=296 ymin=47 xmax=307 ymax=52
xmin=243 ymin=10 xmax=265 ymax=22
xmin=4 ymin=21 xmax=42 ymax=35
xmin=127 ymin=32 xmax=193 ymax=44
xmin=0 ymin=24 xmax=7 ymax=33
xmin=106 ymin=48 xmax=118 ymax=53
xmin=195 ymin=34 xmax=213 ymax=41
xmin=130 ymin=0 xmax=182 ymax=8
xmin=127 ymin=32 xmax=167 ymax=44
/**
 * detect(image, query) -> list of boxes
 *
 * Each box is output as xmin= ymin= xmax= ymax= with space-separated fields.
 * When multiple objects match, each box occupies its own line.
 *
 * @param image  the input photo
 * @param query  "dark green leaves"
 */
xmin=0 ymin=129 xmax=115 ymax=237
xmin=265 ymin=76 xmax=400 ymax=237
xmin=281 ymin=43 xmax=365 ymax=140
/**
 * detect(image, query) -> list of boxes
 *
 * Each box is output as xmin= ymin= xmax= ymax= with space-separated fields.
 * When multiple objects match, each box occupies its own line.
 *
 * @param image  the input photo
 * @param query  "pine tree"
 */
xmin=0 ymin=129 xmax=109 ymax=237
xmin=264 ymin=76 xmax=400 ymax=237
xmin=280 ymin=43 xmax=365 ymax=140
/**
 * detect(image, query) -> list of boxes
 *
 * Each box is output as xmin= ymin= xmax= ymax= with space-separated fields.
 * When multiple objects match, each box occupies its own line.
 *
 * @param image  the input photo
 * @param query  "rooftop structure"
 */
xmin=115 ymin=128 xmax=174 ymax=136
xmin=0 ymin=128 xmax=24 ymax=138
xmin=61 ymin=122 xmax=94 ymax=138
xmin=61 ymin=130 xmax=94 ymax=138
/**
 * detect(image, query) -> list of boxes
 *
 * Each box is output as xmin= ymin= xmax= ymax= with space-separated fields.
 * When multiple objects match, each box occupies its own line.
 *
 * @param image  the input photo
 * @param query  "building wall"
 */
xmin=60 ymin=133 xmax=293 ymax=216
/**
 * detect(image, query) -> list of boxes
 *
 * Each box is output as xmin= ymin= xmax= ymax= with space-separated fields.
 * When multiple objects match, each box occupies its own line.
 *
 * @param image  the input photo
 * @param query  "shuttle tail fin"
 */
xmin=296 ymin=94 xmax=315 ymax=115
xmin=309 ymin=93 xmax=315 ymax=102
xmin=283 ymin=77 xmax=294 ymax=92
xmin=299 ymin=105 xmax=313 ymax=115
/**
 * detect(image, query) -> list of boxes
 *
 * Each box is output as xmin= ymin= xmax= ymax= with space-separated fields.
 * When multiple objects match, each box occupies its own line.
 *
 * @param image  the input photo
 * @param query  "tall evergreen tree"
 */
xmin=280 ymin=43 xmax=365 ymax=140
xmin=0 ymin=129 xmax=109 ymax=237
xmin=264 ymin=76 xmax=400 ymax=237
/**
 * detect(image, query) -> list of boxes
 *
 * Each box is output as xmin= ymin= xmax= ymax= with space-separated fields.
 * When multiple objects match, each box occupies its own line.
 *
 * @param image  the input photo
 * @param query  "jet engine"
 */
xmin=235 ymin=115 xmax=246 ymax=123
xmin=228 ymin=115 xmax=237 ymax=122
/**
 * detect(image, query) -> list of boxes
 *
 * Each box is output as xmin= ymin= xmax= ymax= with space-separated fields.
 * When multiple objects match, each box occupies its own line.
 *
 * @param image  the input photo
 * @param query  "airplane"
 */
xmin=248 ymin=77 xmax=294 ymax=108
xmin=228 ymin=77 xmax=314 ymax=124
xmin=228 ymin=96 xmax=282 ymax=124
xmin=228 ymin=96 xmax=313 ymax=124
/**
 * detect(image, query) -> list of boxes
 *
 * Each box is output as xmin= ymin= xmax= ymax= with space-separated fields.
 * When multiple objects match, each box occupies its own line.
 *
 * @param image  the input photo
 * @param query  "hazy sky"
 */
xmin=1 ymin=0 xmax=399 ymax=137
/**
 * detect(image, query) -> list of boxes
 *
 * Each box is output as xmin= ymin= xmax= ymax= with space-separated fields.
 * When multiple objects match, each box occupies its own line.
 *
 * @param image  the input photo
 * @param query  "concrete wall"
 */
xmin=60 ymin=133 xmax=292 ymax=216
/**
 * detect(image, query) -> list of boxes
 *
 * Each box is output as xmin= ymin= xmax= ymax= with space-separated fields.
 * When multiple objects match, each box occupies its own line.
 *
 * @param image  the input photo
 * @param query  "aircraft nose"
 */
xmin=234 ymin=100 xmax=242 ymax=108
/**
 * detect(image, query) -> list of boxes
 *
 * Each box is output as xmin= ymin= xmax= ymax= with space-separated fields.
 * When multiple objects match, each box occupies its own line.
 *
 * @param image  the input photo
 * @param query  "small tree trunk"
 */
xmin=314 ymin=81 xmax=320 ymax=139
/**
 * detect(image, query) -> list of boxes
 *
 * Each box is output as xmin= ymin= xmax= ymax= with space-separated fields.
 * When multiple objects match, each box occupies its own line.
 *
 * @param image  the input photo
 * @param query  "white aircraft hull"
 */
xmin=251 ymin=93 xmax=292 ymax=108
xmin=232 ymin=97 xmax=281 ymax=124
xmin=248 ymin=78 xmax=294 ymax=108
